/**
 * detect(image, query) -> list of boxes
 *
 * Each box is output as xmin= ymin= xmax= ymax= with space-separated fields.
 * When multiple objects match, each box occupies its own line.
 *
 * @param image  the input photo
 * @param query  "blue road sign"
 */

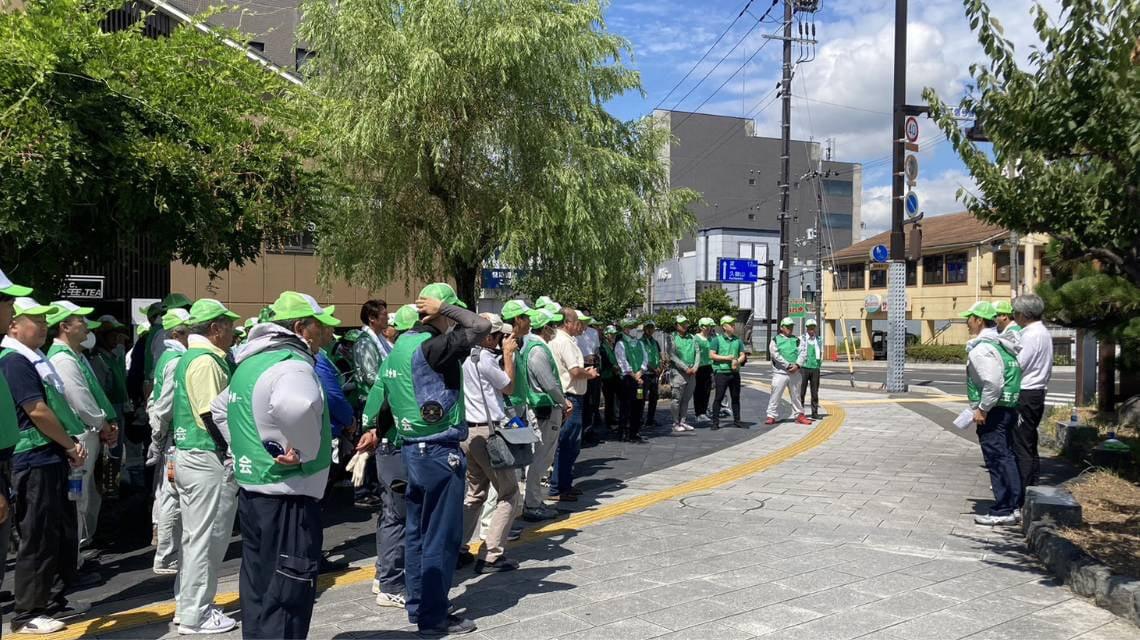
xmin=870 ymin=244 xmax=890 ymax=263
xmin=481 ymin=268 xmax=519 ymax=289
xmin=717 ymin=258 xmax=759 ymax=283
xmin=905 ymin=191 xmax=920 ymax=218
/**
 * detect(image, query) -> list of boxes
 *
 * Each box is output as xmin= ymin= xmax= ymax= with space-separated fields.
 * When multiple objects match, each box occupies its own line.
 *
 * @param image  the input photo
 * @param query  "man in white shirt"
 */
xmin=460 ymin=314 xmax=521 ymax=574
xmin=574 ymin=315 xmax=602 ymax=445
xmin=615 ymin=320 xmax=649 ymax=443
xmin=547 ymin=309 xmax=597 ymax=501
xmin=1012 ymin=294 xmax=1053 ymax=507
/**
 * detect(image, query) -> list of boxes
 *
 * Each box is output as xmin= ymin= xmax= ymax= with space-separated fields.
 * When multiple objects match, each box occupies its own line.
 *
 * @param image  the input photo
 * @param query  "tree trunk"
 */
xmin=451 ymin=260 xmax=480 ymax=311
xmin=1097 ymin=339 xmax=1115 ymax=413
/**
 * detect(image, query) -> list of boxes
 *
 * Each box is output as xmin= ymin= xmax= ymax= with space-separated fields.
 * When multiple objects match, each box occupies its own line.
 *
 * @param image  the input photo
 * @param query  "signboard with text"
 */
xmin=788 ymin=298 xmax=814 ymax=318
xmin=717 ymin=258 xmax=759 ymax=283
xmin=61 ymin=275 xmax=104 ymax=300
xmin=481 ymin=268 xmax=520 ymax=290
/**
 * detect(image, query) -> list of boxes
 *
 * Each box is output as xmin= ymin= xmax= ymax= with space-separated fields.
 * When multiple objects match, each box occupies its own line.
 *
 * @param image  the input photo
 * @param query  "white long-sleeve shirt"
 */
xmin=49 ymin=339 xmax=106 ymax=430
xmin=149 ymin=340 xmax=186 ymax=445
xmin=1016 ymin=321 xmax=1053 ymax=390
xmin=614 ymin=336 xmax=647 ymax=376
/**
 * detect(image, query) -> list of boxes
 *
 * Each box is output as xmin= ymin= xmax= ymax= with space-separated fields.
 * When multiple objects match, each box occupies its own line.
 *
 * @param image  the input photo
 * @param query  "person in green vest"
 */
xmin=993 ymin=300 xmax=1022 ymax=338
xmin=209 ymin=291 xmax=338 ymax=639
xmin=599 ymin=325 xmax=622 ymax=431
xmin=961 ymin=301 xmax=1024 ymax=526
xmin=171 ymin=298 xmax=240 ymax=635
xmin=2 ymin=296 xmax=90 ymax=634
xmin=668 ymin=316 xmax=698 ymax=432
xmin=615 ymin=319 xmax=648 ymax=442
xmin=147 ymin=308 xmax=191 ymax=577
xmin=711 ymin=316 xmax=749 ymax=430
xmin=640 ymin=321 xmax=664 ymax=429
xmin=765 ymin=317 xmax=811 ymax=426
xmin=46 ymin=300 xmax=119 ymax=551
xmin=147 ymin=292 xmax=192 ymax=387
xmin=90 ymin=316 xmax=130 ymax=425
xmin=693 ymin=317 xmax=716 ymax=423
xmin=799 ymin=318 xmax=823 ymax=419
xmin=357 ymin=283 xmax=490 ymax=636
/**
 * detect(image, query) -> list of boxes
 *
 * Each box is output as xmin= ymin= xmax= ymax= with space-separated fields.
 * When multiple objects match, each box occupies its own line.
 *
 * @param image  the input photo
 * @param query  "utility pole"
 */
xmin=776 ymin=0 xmax=794 ymax=320
xmin=886 ymin=0 xmax=909 ymax=392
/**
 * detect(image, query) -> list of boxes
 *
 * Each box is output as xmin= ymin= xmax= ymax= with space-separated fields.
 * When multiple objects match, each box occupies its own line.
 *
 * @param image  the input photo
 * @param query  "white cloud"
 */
xmin=859 ymin=169 xmax=978 ymax=238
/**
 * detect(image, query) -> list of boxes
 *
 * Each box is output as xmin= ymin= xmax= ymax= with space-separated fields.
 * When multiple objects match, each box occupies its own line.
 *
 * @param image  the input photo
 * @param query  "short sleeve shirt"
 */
xmin=549 ymin=329 xmax=586 ymax=395
xmin=0 ymin=353 xmax=67 ymax=469
xmin=461 ymin=349 xmax=510 ymax=424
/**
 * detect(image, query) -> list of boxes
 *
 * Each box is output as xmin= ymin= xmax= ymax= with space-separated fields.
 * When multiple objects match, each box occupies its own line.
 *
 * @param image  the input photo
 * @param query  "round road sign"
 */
xmin=904 ymin=191 xmax=920 ymax=218
xmin=870 ymin=244 xmax=889 ymax=263
xmin=904 ymin=116 xmax=919 ymax=143
xmin=904 ymin=154 xmax=919 ymax=183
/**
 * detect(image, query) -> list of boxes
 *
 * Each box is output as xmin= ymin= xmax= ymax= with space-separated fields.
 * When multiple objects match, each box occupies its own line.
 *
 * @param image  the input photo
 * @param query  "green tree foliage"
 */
xmin=298 ymin=0 xmax=698 ymax=305
xmin=923 ymin=0 xmax=1140 ymax=368
xmin=696 ymin=286 xmax=735 ymax=323
xmin=512 ymin=269 xmax=645 ymax=325
xmin=0 ymin=0 xmax=325 ymax=292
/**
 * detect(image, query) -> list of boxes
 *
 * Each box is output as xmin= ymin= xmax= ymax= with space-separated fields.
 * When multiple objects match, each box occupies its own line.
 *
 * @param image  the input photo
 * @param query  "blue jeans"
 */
xmin=373 ymin=447 xmax=406 ymax=595
xmin=402 ymin=442 xmax=466 ymax=631
xmin=550 ymin=395 xmax=584 ymax=496
xmin=976 ymin=406 xmax=1022 ymax=517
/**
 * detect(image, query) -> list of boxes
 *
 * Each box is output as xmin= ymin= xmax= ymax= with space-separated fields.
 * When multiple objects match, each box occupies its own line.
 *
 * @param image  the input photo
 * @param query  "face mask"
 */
xmin=80 ymin=333 xmax=96 ymax=351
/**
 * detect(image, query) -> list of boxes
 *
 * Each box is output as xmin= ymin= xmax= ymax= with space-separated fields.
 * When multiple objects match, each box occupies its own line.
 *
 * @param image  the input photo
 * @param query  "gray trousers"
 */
xmin=153 ymin=449 xmax=181 ymax=572
xmin=766 ymin=370 xmax=804 ymax=419
xmin=373 ymin=448 xmax=406 ymax=595
xmin=524 ymin=410 xmax=561 ymax=510
xmin=670 ymin=370 xmax=696 ymax=424
xmin=76 ymin=430 xmax=103 ymax=549
xmin=174 ymin=449 xmax=238 ymax=627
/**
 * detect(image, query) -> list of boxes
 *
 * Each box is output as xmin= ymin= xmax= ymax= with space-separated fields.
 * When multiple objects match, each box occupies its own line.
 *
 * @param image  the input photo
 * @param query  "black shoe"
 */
xmin=354 ymin=495 xmax=382 ymax=509
xmin=631 ymin=436 xmax=649 ymax=444
xmin=811 ymin=412 xmax=819 ymax=419
xmin=475 ymin=556 xmax=519 ymax=574
xmin=710 ymin=424 xmax=720 ymax=431
xmin=418 ymin=615 xmax=477 ymax=637
xmin=507 ymin=525 xmax=524 ymax=542
xmin=456 ymin=551 xmax=476 ymax=569
xmin=409 ymin=605 xmax=458 ymax=625
xmin=320 ymin=556 xmax=350 ymax=572
xmin=734 ymin=422 xmax=748 ymax=429
xmin=50 ymin=599 xmax=91 ymax=620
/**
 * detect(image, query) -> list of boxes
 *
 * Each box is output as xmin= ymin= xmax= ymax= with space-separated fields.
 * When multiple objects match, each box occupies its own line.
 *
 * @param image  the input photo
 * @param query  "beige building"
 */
xmin=821 ymin=212 xmax=1049 ymax=360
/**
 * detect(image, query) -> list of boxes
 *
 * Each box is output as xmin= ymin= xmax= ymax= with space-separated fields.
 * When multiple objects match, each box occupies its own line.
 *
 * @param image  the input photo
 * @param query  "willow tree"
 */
xmin=923 ymin=0 xmax=1140 ymax=376
xmin=298 ymin=0 xmax=697 ymax=304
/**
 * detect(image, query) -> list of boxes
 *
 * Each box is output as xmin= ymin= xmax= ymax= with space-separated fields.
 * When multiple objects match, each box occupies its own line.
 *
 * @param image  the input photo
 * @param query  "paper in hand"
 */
xmin=953 ymin=408 xmax=975 ymax=430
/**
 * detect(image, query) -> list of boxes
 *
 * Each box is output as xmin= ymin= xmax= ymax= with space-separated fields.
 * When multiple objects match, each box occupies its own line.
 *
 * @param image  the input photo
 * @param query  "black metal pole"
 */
xmin=777 ymin=0 xmax=793 ymax=319
xmin=766 ymin=260 xmax=775 ymax=359
xmin=890 ymin=0 xmax=907 ymax=260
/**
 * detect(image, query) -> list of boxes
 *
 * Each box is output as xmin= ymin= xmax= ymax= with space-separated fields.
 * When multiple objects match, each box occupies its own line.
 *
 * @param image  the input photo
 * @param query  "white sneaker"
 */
xmin=673 ymin=424 xmax=686 ymax=432
xmin=178 ymin=608 xmax=237 ymax=635
xmin=681 ymin=422 xmax=695 ymax=431
xmin=13 ymin=616 xmax=66 ymax=634
xmin=974 ymin=513 xmax=1018 ymax=526
xmin=154 ymin=566 xmax=178 ymax=576
xmin=377 ymin=591 xmax=406 ymax=608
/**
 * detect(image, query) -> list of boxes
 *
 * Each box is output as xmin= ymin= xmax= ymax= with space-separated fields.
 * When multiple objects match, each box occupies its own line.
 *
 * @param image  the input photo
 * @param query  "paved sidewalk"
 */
xmin=92 ymin=387 xmax=1138 ymax=640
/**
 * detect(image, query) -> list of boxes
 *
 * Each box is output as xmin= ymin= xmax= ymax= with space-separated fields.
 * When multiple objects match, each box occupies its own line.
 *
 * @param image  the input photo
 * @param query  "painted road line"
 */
xmin=48 ymin=385 xmax=844 ymax=640
xmin=840 ymin=396 xmax=967 ymax=405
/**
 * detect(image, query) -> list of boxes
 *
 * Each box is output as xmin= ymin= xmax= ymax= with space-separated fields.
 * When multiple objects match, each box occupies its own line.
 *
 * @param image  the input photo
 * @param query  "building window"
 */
xmin=824 ymin=213 xmax=853 ymax=230
xmin=923 ymin=255 xmax=945 ymax=285
xmin=906 ymin=260 xmax=917 ymax=286
xmin=822 ymin=179 xmax=853 ymax=198
xmin=832 ymin=265 xmax=849 ymax=290
xmin=847 ymin=263 xmax=865 ymax=289
xmin=248 ymin=41 xmax=265 ymax=53
xmin=748 ymin=177 xmax=756 ymax=185
xmin=994 ymin=249 xmax=1026 ymax=283
xmin=946 ymin=253 xmax=968 ymax=284
xmin=295 ymin=47 xmax=316 ymax=70
xmin=870 ymin=266 xmax=887 ymax=288
xmin=267 ymin=225 xmax=318 ymax=254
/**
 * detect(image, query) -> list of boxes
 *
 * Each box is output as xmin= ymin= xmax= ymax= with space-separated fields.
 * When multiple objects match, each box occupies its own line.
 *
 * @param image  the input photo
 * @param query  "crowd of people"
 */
xmin=0 ymin=269 xmax=825 ymax=638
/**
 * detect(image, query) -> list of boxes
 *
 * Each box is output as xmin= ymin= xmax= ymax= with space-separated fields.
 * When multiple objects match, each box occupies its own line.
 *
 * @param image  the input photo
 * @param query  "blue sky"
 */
xmin=599 ymin=0 xmax=1059 ymax=237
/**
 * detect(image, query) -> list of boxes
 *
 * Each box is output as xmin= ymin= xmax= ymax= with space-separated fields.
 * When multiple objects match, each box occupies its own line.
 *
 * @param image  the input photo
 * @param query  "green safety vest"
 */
xmin=1004 ymin=323 xmax=1022 ymax=334
xmin=600 ymin=341 xmax=618 ymax=380
xmin=150 ymin=348 xmax=184 ymax=406
xmin=802 ymin=335 xmax=821 ymax=369
xmin=672 ymin=334 xmax=697 ymax=369
xmin=642 ymin=336 xmax=661 ymax=369
xmin=227 ymin=349 xmax=332 ymax=485
xmin=773 ymin=334 xmax=800 ymax=367
xmin=361 ymin=379 xmax=394 ymax=440
xmin=695 ymin=334 xmax=712 ymax=367
xmin=171 ymin=348 xmax=231 ymax=451
xmin=1 ymin=349 xmax=84 ymax=455
xmin=622 ymin=335 xmax=645 ymax=373
xmin=510 ymin=338 xmax=560 ymax=410
xmin=0 ymin=350 xmax=25 ymax=450
xmin=966 ymin=338 xmax=1023 ymax=409
xmin=711 ymin=335 xmax=743 ymax=374
xmin=382 ymin=331 xmax=464 ymax=445
xmin=47 ymin=343 xmax=117 ymax=423
xmin=92 ymin=349 xmax=129 ymax=406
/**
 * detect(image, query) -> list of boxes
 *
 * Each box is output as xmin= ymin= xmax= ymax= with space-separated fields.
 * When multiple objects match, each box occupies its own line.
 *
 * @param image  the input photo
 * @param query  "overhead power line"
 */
xmin=652 ymin=0 xmax=757 ymax=111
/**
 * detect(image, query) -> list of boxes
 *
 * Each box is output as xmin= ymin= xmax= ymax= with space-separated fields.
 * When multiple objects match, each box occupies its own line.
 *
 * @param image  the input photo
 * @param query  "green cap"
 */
xmin=604 ymin=325 xmax=618 ymax=335
xmin=162 ymin=308 xmax=191 ymax=331
xmin=136 ymin=324 xmax=150 ymax=338
xmin=234 ymin=325 xmax=247 ymax=337
xmin=96 ymin=314 xmax=126 ymax=329
xmin=698 ymin=317 xmax=715 ymax=328
xmin=720 ymin=315 xmax=736 ymax=326
xmin=805 ymin=318 xmax=818 ymax=327
xmin=47 ymin=300 xmax=95 ymax=327
xmin=187 ymin=298 xmax=240 ymax=325
xmin=267 ymin=291 xmax=339 ymax=326
xmin=501 ymin=299 xmax=539 ymax=321
xmin=675 ymin=315 xmax=689 ymax=325
xmin=244 ymin=317 xmax=258 ymax=330
xmin=535 ymin=296 xmax=560 ymax=312
xmin=85 ymin=320 xmax=101 ymax=330
xmin=993 ymin=300 xmax=1014 ymax=316
xmin=141 ymin=301 xmax=164 ymax=319
xmin=960 ymin=300 xmax=997 ymax=320
xmin=393 ymin=304 xmax=418 ymax=331
xmin=13 ymin=297 xmax=58 ymax=318
xmin=779 ymin=317 xmax=794 ymax=327
xmin=0 ymin=269 xmax=32 ymax=298
xmin=577 ymin=314 xmax=593 ymax=325
xmin=621 ymin=318 xmax=640 ymax=329
xmin=531 ymin=308 xmax=557 ymax=329
xmin=162 ymin=293 xmax=193 ymax=310
xmin=418 ymin=283 xmax=467 ymax=309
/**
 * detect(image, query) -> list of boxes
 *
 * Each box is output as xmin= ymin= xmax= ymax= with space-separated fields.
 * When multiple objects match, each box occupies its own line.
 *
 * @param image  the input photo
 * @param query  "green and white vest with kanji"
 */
xmin=227 ymin=349 xmax=332 ymax=485
xmin=622 ymin=335 xmax=645 ymax=374
xmin=773 ymin=334 xmax=800 ymax=367
xmin=382 ymin=331 xmax=465 ymax=445
xmin=599 ymin=341 xmax=618 ymax=380
xmin=150 ymin=348 xmax=184 ymax=406
xmin=0 ymin=350 xmax=25 ymax=450
xmin=47 ymin=343 xmax=116 ymax=424
xmin=672 ymin=334 xmax=697 ymax=369
xmin=172 ymin=348 xmax=230 ymax=451
xmin=695 ymin=334 xmax=712 ymax=367
xmin=801 ymin=335 xmax=821 ymax=369
xmin=712 ymin=335 xmax=743 ymax=373
xmin=642 ymin=335 xmax=661 ymax=369
xmin=1 ymin=349 xmax=84 ymax=454
xmin=511 ymin=338 xmax=560 ymax=410
xmin=966 ymin=338 xmax=1023 ymax=409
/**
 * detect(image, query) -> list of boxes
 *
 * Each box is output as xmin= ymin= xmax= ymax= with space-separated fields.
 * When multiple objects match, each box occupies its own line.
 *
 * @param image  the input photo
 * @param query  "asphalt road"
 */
xmin=818 ymin=362 xmax=1077 ymax=405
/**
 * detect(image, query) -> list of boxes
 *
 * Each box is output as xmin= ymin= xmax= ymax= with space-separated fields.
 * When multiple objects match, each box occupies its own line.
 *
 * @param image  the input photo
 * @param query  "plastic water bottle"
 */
xmin=380 ymin=437 xmax=390 ymax=455
xmin=1070 ymin=408 xmax=1079 ymax=425
xmin=67 ymin=469 xmax=83 ymax=502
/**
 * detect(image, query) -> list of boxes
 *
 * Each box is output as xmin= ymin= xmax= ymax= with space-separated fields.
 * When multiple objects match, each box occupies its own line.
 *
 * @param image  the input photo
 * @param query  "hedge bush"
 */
xmin=906 ymin=343 xmax=967 ymax=364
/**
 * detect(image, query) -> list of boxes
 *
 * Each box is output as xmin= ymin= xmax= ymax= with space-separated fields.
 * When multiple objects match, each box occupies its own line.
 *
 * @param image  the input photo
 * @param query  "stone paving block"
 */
xmin=498 ymin=590 xmax=592 ymax=621
xmin=761 ymin=552 xmax=847 ymax=575
xmin=961 ymin=615 xmax=1077 ymax=640
xmin=636 ymin=578 xmax=735 ymax=608
xmin=704 ymin=564 xmax=792 ymax=589
xmin=462 ymin=607 xmax=522 ymax=632
xmin=562 ymin=576 xmax=662 ymax=602
xmin=1029 ymin=599 xmax=1122 ymax=635
xmin=941 ymin=595 xmax=1047 ymax=625
xmin=901 ymin=558 xmax=986 ymax=582
xmin=637 ymin=598 xmax=740 ymax=631
xmin=653 ymin=621 xmax=754 ymax=640
xmin=773 ymin=568 xmax=861 ymax=593
xmin=782 ymin=586 xmax=881 ymax=615
xmin=720 ymin=603 xmax=823 ymax=636
xmin=879 ymin=611 xmax=994 ymax=640
xmin=556 ymin=617 xmax=673 ymax=640
xmin=638 ymin=559 xmax=721 ymax=585
xmin=769 ymin=608 xmax=902 ymax=640
xmin=483 ymin=612 xmax=591 ymax=640
xmin=993 ymin=578 xmax=1074 ymax=607
xmin=856 ymin=590 xmax=958 ymax=620
xmin=563 ymin=594 xmax=662 ymax=627
xmin=1074 ymin=620 xmax=1140 ymax=639
xmin=846 ymin=571 xmax=935 ymax=597
xmin=716 ymin=581 xmax=804 ymax=609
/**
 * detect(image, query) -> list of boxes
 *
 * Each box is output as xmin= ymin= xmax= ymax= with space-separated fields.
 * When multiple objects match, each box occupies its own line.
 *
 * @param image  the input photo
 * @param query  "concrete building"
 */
xmin=821 ymin=211 xmax=1049 ymax=360
xmin=650 ymin=111 xmax=862 ymax=348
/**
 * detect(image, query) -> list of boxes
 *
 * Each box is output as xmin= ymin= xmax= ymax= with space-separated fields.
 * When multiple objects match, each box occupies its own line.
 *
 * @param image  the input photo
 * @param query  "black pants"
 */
xmin=619 ymin=375 xmax=645 ymax=439
xmin=373 ymin=447 xmax=406 ymax=595
xmin=238 ymin=490 xmax=323 ymax=639
xmin=976 ymin=407 xmax=1021 ymax=516
xmin=643 ymin=371 xmax=660 ymax=425
xmin=583 ymin=377 xmax=602 ymax=436
xmin=1014 ymin=389 xmax=1046 ymax=506
xmin=712 ymin=372 xmax=741 ymax=427
xmin=13 ymin=461 xmax=78 ymax=628
xmin=602 ymin=377 xmax=621 ymax=428
xmin=799 ymin=367 xmax=821 ymax=414
xmin=694 ymin=365 xmax=713 ymax=417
